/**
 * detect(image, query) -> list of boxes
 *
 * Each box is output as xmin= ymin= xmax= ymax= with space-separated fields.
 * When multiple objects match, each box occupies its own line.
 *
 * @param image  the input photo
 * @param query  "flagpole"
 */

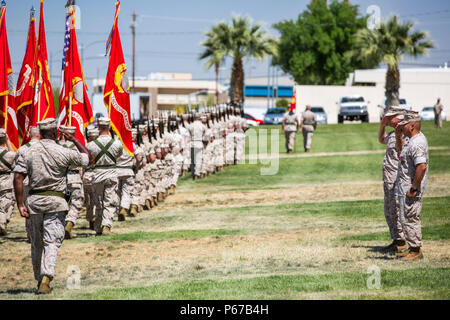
xmin=3 ymin=95 xmax=7 ymax=129
xmin=68 ymin=93 xmax=72 ymax=126
xmin=108 ymin=95 xmax=112 ymax=118
xmin=37 ymin=68 xmax=42 ymax=122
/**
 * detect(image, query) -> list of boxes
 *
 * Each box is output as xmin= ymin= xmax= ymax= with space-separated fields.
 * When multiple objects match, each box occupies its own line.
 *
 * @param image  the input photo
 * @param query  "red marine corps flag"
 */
xmin=104 ymin=0 xmax=134 ymax=156
xmin=58 ymin=4 xmax=94 ymax=145
xmin=16 ymin=7 xmax=36 ymax=145
xmin=289 ymin=89 xmax=297 ymax=112
xmin=0 ymin=1 xmax=19 ymax=150
xmin=31 ymin=0 xmax=55 ymax=126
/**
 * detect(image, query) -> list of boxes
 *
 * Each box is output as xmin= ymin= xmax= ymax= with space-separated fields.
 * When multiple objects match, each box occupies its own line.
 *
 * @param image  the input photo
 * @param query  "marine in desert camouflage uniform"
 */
xmin=129 ymin=128 xmax=146 ymax=216
xmin=86 ymin=118 xmax=123 ymax=236
xmin=57 ymin=126 xmax=85 ymax=240
xmin=0 ymin=129 xmax=16 ymax=236
xmin=15 ymin=127 xmax=41 ymax=240
xmin=83 ymin=126 xmax=99 ymax=230
xmin=13 ymin=118 xmax=91 ymax=294
xmin=378 ymin=107 xmax=407 ymax=254
xmin=395 ymin=111 xmax=429 ymax=261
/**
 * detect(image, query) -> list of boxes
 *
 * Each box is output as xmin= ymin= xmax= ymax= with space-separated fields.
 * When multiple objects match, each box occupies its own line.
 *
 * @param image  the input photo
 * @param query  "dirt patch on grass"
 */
xmin=2 ymin=226 xmax=448 ymax=298
xmin=161 ymin=174 xmax=450 ymax=210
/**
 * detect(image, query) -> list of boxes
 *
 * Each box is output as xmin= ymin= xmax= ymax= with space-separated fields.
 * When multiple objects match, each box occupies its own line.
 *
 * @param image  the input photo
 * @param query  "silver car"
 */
xmin=311 ymin=106 xmax=327 ymax=124
xmin=420 ymin=107 xmax=447 ymax=121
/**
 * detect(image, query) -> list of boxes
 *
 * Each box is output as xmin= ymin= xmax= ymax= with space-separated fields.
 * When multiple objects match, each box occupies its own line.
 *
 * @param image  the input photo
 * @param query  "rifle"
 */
xmin=147 ymin=115 xmax=152 ymax=143
xmin=180 ymin=114 xmax=185 ymax=128
xmin=152 ymin=120 xmax=157 ymax=140
xmin=159 ymin=120 xmax=163 ymax=139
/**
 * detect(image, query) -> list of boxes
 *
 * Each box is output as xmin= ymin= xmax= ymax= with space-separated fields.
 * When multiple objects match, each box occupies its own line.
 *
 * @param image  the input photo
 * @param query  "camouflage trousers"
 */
xmin=83 ymin=183 xmax=95 ymax=223
xmin=0 ymin=189 xmax=14 ymax=230
xmin=131 ymin=171 xmax=146 ymax=206
xmin=65 ymin=183 xmax=84 ymax=226
xmin=302 ymin=129 xmax=314 ymax=150
xmin=225 ymin=137 xmax=235 ymax=165
xmin=29 ymin=211 xmax=66 ymax=281
xmin=92 ymin=178 xmax=119 ymax=233
xmin=383 ymin=183 xmax=404 ymax=241
xmin=398 ymin=196 xmax=423 ymax=248
xmin=235 ymin=137 xmax=245 ymax=164
xmin=434 ymin=115 xmax=442 ymax=129
xmin=117 ymin=175 xmax=135 ymax=210
xmin=171 ymin=160 xmax=182 ymax=187
xmin=183 ymin=147 xmax=191 ymax=171
xmin=191 ymin=147 xmax=203 ymax=177
xmin=214 ymin=142 xmax=224 ymax=167
xmin=285 ymin=131 xmax=296 ymax=152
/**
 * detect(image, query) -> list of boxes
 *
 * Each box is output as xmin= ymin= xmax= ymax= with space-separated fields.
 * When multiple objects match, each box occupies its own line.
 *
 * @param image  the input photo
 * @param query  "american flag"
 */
xmin=58 ymin=11 xmax=71 ymax=127
xmin=60 ymin=12 xmax=71 ymax=87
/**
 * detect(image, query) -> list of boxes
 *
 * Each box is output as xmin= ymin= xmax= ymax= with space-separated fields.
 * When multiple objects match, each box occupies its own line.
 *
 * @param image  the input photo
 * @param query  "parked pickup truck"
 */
xmin=338 ymin=95 xmax=369 ymax=123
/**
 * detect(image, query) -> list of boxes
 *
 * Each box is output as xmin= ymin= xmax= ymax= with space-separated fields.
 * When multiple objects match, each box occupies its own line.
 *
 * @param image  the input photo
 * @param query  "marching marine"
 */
xmin=13 ymin=118 xmax=91 ymax=294
xmin=86 ymin=118 xmax=123 ymax=236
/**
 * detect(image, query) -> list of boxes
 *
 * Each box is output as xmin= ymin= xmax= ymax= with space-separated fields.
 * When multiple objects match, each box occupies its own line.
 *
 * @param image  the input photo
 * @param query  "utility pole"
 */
xmin=131 ymin=9 xmax=137 ymax=93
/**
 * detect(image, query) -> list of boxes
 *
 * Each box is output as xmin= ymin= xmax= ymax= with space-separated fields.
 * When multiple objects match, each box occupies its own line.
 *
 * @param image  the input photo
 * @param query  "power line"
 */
xmin=398 ymin=8 xmax=450 ymax=18
xmin=139 ymin=14 xmax=216 ymax=23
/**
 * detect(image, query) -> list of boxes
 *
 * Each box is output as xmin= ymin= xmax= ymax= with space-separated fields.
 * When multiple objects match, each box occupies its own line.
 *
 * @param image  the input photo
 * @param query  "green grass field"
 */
xmin=250 ymin=121 xmax=450 ymax=154
xmin=0 ymin=121 xmax=448 ymax=300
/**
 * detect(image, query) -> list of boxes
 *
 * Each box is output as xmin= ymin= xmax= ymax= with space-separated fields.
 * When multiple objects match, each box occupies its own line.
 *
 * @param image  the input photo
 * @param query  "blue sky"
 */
xmin=4 ymin=0 xmax=450 ymax=87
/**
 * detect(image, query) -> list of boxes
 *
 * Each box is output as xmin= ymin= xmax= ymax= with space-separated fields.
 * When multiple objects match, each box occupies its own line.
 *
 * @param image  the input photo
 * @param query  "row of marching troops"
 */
xmin=0 ymin=105 xmax=246 ymax=293
xmin=0 ymin=105 xmax=247 ymax=237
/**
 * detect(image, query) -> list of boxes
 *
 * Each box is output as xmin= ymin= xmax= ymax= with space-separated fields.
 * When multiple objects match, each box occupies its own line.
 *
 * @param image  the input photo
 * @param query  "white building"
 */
xmin=295 ymin=67 xmax=450 ymax=124
xmin=91 ymin=73 xmax=227 ymax=120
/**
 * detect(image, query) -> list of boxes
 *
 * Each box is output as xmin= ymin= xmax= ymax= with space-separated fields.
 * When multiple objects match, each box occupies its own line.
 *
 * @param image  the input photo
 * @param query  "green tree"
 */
xmin=354 ymin=16 xmax=434 ymax=107
xmin=200 ymin=16 xmax=277 ymax=106
xmin=276 ymin=99 xmax=290 ymax=110
xmin=273 ymin=0 xmax=373 ymax=85
xmin=199 ymin=24 xmax=228 ymax=105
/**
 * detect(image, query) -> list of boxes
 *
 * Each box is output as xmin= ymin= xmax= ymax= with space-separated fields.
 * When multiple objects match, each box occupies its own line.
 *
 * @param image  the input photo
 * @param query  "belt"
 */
xmin=116 ymin=166 xmax=134 ymax=170
xmin=0 ymin=171 xmax=11 ymax=175
xmin=29 ymin=190 xmax=65 ymax=199
xmin=67 ymin=170 xmax=79 ymax=175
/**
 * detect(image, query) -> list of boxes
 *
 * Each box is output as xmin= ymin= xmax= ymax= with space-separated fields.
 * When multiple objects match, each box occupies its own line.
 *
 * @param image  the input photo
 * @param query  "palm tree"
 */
xmin=199 ymin=23 xmax=228 ymax=105
xmin=200 ymin=16 xmax=277 ymax=107
xmin=227 ymin=15 xmax=277 ymax=105
xmin=354 ymin=16 xmax=433 ymax=107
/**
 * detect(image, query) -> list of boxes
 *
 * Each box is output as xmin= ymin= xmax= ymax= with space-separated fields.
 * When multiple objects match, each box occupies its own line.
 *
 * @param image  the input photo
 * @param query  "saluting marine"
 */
xmin=0 ymin=129 xmax=17 ymax=236
xmin=58 ymin=126 xmax=85 ymax=240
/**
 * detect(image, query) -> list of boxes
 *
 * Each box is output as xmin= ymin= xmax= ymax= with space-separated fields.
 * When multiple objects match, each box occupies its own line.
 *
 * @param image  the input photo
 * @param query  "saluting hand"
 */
xmin=63 ymin=132 xmax=76 ymax=142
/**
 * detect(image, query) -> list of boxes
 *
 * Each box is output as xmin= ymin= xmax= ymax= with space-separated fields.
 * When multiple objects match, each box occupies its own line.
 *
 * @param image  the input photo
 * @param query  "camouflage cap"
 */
xmin=398 ymin=111 xmax=421 ymax=125
xmin=385 ymin=106 xmax=407 ymax=117
xmin=30 ymin=126 xmax=40 ymax=135
xmin=86 ymin=126 xmax=99 ymax=138
xmin=0 ymin=128 xmax=6 ymax=138
xmin=38 ymin=118 xmax=57 ymax=130
xmin=138 ymin=124 xmax=147 ymax=132
xmin=59 ymin=126 xmax=76 ymax=134
xmin=98 ymin=117 xmax=111 ymax=126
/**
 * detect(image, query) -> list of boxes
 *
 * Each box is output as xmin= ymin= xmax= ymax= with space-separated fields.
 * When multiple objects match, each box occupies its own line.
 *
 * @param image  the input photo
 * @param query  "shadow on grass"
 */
xmin=0 ymin=288 xmax=36 ymax=295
